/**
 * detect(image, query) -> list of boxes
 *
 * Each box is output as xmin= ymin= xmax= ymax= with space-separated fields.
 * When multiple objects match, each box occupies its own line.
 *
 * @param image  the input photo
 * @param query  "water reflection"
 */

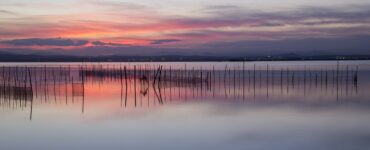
xmin=1 ymin=62 xmax=370 ymax=150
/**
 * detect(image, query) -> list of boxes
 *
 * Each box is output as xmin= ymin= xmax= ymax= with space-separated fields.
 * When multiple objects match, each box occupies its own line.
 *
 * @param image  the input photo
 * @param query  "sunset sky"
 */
xmin=1 ymin=0 xmax=370 ymax=56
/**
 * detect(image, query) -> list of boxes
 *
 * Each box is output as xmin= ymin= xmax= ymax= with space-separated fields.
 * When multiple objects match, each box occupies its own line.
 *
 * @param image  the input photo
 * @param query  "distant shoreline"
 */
xmin=1 ymin=59 xmax=370 ymax=63
xmin=0 ymin=53 xmax=369 ymax=62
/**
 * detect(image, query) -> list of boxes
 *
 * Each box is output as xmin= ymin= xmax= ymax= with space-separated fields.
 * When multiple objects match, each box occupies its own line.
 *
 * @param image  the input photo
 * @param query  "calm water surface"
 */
xmin=1 ymin=61 xmax=370 ymax=150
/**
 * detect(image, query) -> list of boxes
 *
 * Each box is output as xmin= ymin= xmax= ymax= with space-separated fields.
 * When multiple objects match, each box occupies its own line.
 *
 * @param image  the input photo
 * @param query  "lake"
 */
xmin=1 ymin=61 xmax=370 ymax=150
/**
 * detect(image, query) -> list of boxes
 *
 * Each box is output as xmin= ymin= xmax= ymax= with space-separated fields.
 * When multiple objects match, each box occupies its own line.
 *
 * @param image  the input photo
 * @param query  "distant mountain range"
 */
xmin=0 ymin=52 xmax=369 ymax=62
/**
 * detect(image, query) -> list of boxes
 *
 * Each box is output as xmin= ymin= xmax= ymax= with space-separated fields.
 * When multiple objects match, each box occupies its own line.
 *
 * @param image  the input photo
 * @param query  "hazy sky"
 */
xmin=0 ymin=0 xmax=370 ymax=56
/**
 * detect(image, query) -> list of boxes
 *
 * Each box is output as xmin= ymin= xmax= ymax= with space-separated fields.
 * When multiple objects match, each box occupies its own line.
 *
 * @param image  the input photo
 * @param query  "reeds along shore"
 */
xmin=0 ymin=63 xmax=363 ymax=117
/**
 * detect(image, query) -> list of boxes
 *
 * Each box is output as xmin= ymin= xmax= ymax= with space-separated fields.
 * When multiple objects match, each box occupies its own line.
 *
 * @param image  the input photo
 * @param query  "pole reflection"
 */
xmin=0 ymin=62 xmax=367 ymax=120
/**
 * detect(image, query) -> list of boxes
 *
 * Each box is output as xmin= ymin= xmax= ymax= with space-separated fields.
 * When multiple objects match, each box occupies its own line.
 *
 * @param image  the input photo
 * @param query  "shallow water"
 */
xmin=1 ymin=61 xmax=370 ymax=150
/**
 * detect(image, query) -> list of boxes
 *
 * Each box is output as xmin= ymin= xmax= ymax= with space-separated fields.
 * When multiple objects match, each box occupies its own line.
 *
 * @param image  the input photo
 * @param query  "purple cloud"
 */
xmin=91 ymin=41 xmax=126 ymax=46
xmin=150 ymin=39 xmax=181 ymax=45
xmin=1 ymin=38 xmax=89 ymax=46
